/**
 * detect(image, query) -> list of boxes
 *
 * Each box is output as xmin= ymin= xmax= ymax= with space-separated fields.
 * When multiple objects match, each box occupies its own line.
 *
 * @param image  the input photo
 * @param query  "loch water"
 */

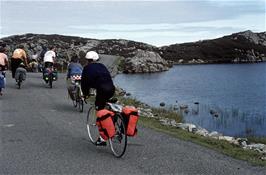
xmin=114 ymin=63 xmax=266 ymax=137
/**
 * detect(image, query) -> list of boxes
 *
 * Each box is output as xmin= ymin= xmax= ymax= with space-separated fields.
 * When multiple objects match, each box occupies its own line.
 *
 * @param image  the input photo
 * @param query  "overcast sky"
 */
xmin=0 ymin=0 xmax=265 ymax=46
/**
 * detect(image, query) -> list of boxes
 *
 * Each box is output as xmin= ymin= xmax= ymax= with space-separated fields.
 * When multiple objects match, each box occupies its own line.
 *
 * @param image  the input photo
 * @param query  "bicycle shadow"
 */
xmin=52 ymin=102 xmax=80 ymax=113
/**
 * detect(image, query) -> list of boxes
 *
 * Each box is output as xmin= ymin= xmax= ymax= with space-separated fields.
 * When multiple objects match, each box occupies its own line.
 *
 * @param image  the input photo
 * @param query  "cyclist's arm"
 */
xmin=52 ymin=52 xmax=56 ymax=63
xmin=22 ymin=50 xmax=28 ymax=66
xmin=5 ymin=57 xmax=8 ymax=70
xmin=81 ymin=68 xmax=92 ymax=97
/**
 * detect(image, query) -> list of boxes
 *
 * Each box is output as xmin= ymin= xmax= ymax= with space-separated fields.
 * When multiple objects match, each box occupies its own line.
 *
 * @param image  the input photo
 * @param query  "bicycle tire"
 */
xmin=17 ymin=74 xmax=22 ymax=89
xmin=86 ymin=105 xmax=99 ymax=144
xmin=78 ymin=99 xmax=84 ymax=113
xmin=109 ymin=113 xmax=127 ymax=158
xmin=49 ymin=75 xmax=53 ymax=88
xmin=76 ymin=87 xmax=83 ymax=112
xmin=72 ymin=97 xmax=77 ymax=107
xmin=17 ymin=80 xmax=21 ymax=89
xmin=72 ymin=87 xmax=77 ymax=107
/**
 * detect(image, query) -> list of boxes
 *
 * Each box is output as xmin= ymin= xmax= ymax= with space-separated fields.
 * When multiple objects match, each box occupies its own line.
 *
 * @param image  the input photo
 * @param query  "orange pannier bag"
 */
xmin=96 ymin=109 xmax=116 ymax=140
xmin=122 ymin=106 xmax=139 ymax=136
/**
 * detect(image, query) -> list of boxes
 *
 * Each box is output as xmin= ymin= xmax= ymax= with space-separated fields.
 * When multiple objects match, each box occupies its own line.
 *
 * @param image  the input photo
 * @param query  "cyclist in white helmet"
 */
xmin=81 ymin=51 xmax=115 ymax=146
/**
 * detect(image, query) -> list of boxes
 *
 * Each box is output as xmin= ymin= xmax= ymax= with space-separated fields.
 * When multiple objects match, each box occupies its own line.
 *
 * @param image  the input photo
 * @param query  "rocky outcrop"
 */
xmin=123 ymin=49 xmax=172 ymax=73
xmin=238 ymin=30 xmax=266 ymax=46
xmin=159 ymin=30 xmax=266 ymax=64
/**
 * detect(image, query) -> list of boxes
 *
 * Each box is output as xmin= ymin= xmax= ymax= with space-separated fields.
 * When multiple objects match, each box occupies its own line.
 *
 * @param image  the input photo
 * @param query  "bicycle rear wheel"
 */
xmin=109 ymin=113 xmax=127 ymax=158
xmin=17 ymin=80 xmax=21 ymax=89
xmin=17 ymin=74 xmax=22 ymax=89
xmin=72 ymin=88 xmax=77 ymax=107
xmin=86 ymin=105 xmax=99 ymax=144
xmin=76 ymin=87 xmax=83 ymax=112
xmin=78 ymin=99 xmax=84 ymax=112
xmin=49 ymin=74 xmax=53 ymax=88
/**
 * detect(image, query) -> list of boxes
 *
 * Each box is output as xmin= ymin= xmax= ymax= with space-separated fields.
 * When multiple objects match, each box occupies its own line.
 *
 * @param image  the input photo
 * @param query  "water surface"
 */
xmin=114 ymin=63 xmax=266 ymax=137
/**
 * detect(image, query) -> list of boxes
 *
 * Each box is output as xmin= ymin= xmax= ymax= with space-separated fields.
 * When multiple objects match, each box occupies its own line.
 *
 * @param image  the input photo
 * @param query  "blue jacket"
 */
xmin=81 ymin=63 xmax=114 ymax=96
xmin=67 ymin=62 xmax=83 ymax=78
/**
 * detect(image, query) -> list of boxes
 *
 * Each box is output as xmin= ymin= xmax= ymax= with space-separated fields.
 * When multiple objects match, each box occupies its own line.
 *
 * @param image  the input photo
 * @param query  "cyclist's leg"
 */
xmin=11 ymin=59 xmax=21 ymax=78
xmin=95 ymin=87 xmax=115 ymax=110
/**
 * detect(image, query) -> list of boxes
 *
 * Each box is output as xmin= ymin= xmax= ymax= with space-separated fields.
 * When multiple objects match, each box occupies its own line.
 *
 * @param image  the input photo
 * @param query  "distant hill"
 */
xmin=159 ymin=30 xmax=266 ymax=64
xmin=0 ymin=30 xmax=265 ymax=68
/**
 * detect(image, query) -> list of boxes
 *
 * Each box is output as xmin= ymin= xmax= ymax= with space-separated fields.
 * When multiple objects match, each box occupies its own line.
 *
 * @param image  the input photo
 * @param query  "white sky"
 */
xmin=0 ymin=0 xmax=265 ymax=46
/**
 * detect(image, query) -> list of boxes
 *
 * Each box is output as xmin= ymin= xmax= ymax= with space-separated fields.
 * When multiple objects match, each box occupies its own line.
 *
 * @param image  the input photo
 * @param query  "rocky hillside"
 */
xmin=0 ymin=30 xmax=265 ymax=73
xmin=159 ymin=30 xmax=266 ymax=64
xmin=0 ymin=33 xmax=171 ymax=73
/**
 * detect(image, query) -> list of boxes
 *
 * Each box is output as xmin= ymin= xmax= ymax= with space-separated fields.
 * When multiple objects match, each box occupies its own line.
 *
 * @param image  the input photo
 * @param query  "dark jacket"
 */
xmin=81 ymin=63 xmax=115 ymax=96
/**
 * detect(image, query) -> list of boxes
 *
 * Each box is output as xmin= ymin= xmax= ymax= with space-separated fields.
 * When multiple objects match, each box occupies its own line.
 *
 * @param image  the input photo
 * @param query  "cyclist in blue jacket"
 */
xmin=66 ymin=55 xmax=83 ymax=100
xmin=67 ymin=55 xmax=83 ymax=79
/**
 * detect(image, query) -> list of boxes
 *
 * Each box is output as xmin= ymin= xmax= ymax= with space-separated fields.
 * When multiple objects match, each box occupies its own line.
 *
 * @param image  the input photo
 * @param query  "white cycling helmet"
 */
xmin=85 ymin=51 xmax=99 ymax=61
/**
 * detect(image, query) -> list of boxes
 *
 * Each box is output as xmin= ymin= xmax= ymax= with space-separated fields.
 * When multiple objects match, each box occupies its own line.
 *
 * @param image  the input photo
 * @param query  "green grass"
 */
xmin=116 ymin=57 xmax=125 ymax=72
xmin=247 ymin=137 xmax=266 ymax=145
xmin=151 ymin=107 xmax=183 ymax=123
xmin=139 ymin=117 xmax=266 ymax=166
xmin=117 ymin=96 xmax=266 ymax=166
xmin=117 ymin=96 xmax=144 ymax=107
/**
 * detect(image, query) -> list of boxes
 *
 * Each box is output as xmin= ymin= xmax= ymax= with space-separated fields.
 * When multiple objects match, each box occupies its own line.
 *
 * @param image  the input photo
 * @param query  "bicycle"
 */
xmin=43 ymin=67 xmax=57 ymax=88
xmin=69 ymin=75 xmax=84 ymax=113
xmin=86 ymin=97 xmax=127 ymax=158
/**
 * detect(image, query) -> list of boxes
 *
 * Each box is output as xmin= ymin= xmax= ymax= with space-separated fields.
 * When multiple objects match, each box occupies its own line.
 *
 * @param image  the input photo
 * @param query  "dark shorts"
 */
xmin=11 ymin=58 xmax=23 ymax=78
xmin=95 ymin=86 xmax=115 ymax=110
xmin=44 ymin=62 xmax=53 ymax=68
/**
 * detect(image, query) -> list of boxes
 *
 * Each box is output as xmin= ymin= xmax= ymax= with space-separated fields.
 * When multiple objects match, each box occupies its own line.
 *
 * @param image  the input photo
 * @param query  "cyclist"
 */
xmin=43 ymin=46 xmax=56 ymax=69
xmin=66 ymin=55 xmax=83 ymax=100
xmin=0 ymin=46 xmax=8 ymax=96
xmin=11 ymin=45 xmax=28 ymax=78
xmin=43 ymin=46 xmax=57 ymax=82
xmin=81 ymin=51 xmax=115 ymax=146
xmin=67 ymin=55 xmax=83 ymax=79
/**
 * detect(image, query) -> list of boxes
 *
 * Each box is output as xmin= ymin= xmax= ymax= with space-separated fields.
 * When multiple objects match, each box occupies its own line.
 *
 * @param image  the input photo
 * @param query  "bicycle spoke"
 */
xmin=86 ymin=106 xmax=99 ymax=144
xmin=109 ymin=114 xmax=127 ymax=158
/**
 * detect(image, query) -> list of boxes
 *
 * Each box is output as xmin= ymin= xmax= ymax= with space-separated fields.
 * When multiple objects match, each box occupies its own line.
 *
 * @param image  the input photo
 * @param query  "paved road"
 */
xmin=1 ymin=72 xmax=266 ymax=175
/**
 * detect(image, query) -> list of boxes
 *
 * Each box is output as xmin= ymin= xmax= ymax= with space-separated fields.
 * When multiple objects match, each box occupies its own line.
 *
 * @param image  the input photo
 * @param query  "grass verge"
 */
xmin=117 ymin=96 xmax=266 ymax=166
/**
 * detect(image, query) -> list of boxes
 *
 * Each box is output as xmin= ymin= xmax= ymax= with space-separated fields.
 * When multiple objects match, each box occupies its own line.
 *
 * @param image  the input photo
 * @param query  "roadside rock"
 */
xmin=243 ymin=143 xmax=266 ymax=153
xmin=176 ymin=123 xmax=197 ymax=132
xmin=195 ymin=127 xmax=209 ymax=137
xmin=208 ymin=131 xmax=222 ymax=139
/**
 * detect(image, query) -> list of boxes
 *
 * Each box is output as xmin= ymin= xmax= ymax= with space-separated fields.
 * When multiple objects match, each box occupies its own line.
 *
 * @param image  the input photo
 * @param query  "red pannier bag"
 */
xmin=122 ymin=106 xmax=139 ymax=136
xmin=96 ymin=109 xmax=116 ymax=140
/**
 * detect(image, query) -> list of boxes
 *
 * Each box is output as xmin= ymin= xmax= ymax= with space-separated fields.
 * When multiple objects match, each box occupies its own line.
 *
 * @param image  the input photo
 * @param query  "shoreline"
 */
xmin=173 ymin=60 xmax=266 ymax=66
xmin=117 ymin=96 xmax=266 ymax=166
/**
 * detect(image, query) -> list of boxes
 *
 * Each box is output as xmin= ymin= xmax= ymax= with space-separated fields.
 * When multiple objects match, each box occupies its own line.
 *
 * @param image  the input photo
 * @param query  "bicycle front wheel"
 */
xmin=86 ymin=105 xmax=99 ymax=144
xmin=109 ymin=113 xmax=127 ymax=158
